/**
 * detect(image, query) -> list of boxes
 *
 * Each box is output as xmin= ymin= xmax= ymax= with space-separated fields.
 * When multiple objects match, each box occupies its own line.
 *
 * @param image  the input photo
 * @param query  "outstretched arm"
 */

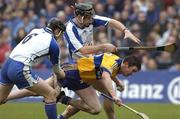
xmin=94 ymin=71 xmax=122 ymax=106
xmin=112 ymin=77 xmax=125 ymax=92
xmin=108 ymin=19 xmax=142 ymax=45
xmin=78 ymin=43 xmax=116 ymax=55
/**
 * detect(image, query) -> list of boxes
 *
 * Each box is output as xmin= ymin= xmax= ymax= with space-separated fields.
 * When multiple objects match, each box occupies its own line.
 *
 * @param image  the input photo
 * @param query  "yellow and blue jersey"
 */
xmin=77 ymin=53 xmax=123 ymax=83
xmin=59 ymin=53 xmax=123 ymax=91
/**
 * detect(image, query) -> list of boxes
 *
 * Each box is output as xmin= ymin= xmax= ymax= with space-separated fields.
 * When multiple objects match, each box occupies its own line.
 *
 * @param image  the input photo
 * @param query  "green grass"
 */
xmin=0 ymin=103 xmax=180 ymax=119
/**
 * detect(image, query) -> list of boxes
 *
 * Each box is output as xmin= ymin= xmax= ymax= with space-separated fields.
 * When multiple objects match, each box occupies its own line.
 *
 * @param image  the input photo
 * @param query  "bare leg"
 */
xmin=70 ymin=86 xmax=101 ymax=114
xmin=60 ymin=86 xmax=102 ymax=118
xmin=6 ymin=76 xmax=60 ymax=102
xmin=62 ymin=105 xmax=80 ymax=119
xmin=0 ymin=84 xmax=14 ymax=105
xmin=26 ymin=78 xmax=56 ymax=102
xmin=92 ymin=80 xmax=117 ymax=119
xmin=6 ymin=89 xmax=37 ymax=101
xmin=26 ymin=78 xmax=58 ymax=119
xmin=103 ymin=98 xmax=116 ymax=119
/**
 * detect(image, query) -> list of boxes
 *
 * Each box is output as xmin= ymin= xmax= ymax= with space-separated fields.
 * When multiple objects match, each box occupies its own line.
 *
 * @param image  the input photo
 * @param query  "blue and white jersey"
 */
xmin=9 ymin=27 xmax=61 ymax=66
xmin=64 ymin=15 xmax=111 ymax=59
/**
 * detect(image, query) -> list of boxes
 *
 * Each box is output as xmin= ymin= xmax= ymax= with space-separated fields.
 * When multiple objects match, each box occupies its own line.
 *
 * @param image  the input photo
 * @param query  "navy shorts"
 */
xmin=58 ymin=70 xmax=89 ymax=91
xmin=0 ymin=58 xmax=39 ymax=89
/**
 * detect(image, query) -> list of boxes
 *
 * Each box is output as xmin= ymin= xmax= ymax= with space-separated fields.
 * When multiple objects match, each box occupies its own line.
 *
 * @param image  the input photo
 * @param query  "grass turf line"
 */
xmin=0 ymin=103 xmax=180 ymax=119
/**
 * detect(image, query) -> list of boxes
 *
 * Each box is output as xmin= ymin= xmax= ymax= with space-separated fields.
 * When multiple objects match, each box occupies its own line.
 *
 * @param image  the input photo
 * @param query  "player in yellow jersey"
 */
xmin=4 ymin=53 xmax=141 ymax=119
xmin=56 ymin=53 xmax=141 ymax=119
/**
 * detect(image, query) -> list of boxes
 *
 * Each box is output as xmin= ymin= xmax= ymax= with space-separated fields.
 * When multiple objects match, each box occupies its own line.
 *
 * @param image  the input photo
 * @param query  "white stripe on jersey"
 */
xmin=93 ymin=15 xmax=111 ymax=26
xmin=65 ymin=22 xmax=84 ymax=52
xmin=64 ymin=15 xmax=111 ymax=59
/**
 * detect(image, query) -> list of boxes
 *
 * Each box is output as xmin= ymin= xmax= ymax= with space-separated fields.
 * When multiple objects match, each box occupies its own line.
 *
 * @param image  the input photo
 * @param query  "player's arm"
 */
xmin=112 ymin=77 xmax=125 ymax=92
xmin=49 ymin=39 xmax=65 ymax=79
xmin=100 ymin=71 xmax=122 ymax=106
xmin=64 ymin=26 xmax=116 ymax=55
xmin=101 ymin=71 xmax=116 ymax=97
xmin=93 ymin=15 xmax=141 ymax=45
xmin=52 ymin=65 xmax=65 ymax=79
xmin=108 ymin=18 xmax=141 ymax=45
xmin=78 ymin=43 xmax=116 ymax=55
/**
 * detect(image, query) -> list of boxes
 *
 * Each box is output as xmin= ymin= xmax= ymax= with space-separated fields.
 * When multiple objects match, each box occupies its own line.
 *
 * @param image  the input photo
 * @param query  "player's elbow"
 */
xmin=78 ymin=46 xmax=97 ymax=55
xmin=78 ymin=48 xmax=89 ymax=55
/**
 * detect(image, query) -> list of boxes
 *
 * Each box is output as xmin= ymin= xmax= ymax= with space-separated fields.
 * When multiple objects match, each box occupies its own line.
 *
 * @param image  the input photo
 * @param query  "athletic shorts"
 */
xmin=0 ymin=58 xmax=39 ymax=89
xmin=58 ymin=70 xmax=89 ymax=91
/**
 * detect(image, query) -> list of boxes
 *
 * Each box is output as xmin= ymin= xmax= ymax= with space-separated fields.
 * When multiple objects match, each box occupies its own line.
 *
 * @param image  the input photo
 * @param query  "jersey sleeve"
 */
xmin=101 ymin=67 xmax=112 ymax=76
xmin=49 ymin=38 xmax=61 ymax=65
xmin=64 ymin=25 xmax=83 ymax=53
xmin=92 ymin=15 xmax=111 ymax=27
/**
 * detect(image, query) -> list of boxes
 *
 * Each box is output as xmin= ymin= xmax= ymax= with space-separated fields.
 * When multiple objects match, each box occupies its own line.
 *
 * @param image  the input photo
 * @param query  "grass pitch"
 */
xmin=0 ymin=103 xmax=180 ymax=119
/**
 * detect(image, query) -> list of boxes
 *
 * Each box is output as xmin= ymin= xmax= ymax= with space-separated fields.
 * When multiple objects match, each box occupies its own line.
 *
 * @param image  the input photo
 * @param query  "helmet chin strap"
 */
xmin=55 ymin=30 xmax=62 ymax=37
xmin=77 ymin=16 xmax=84 ymax=24
xmin=81 ymin=16 xmax=84 ymax=23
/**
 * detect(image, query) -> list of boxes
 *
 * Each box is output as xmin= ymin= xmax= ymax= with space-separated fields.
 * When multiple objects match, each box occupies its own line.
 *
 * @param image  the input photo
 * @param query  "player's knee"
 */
xmin=89 ymin=104 xmax=101 ymax=115
xmin=90 ymin=107 xmax=101 ymax=115
xmin=44 ymin=89 xmax=56 ymax=102
xmin=0 ymin=98 xmax=6 ymax=105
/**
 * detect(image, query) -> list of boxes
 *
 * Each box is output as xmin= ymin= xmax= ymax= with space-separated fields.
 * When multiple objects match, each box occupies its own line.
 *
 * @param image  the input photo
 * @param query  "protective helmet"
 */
xmin=47 ymin=17 xmax=66 ymax=32
xmin=75 ymin=3 xmax=94 ymax=17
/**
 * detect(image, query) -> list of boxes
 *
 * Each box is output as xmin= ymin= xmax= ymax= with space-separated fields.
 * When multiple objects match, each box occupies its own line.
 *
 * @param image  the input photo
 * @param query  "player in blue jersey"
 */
xmin=63 ymin=2 xmax=142 ymax=119
xmin=65 ymin=2 xmax=141 ymax=59
xmin=4 ymin=53 xmax=141 ymax=119
xmin=0 ymin=17 xmax=65 ymax=119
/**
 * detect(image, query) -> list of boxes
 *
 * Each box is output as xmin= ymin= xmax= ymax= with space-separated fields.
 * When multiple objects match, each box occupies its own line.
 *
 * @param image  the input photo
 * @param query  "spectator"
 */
xmin=94 ymin=3 xmax=106 ymax=16
xmin=146 ymin=1 xmax=159 ymax=25
xmin=156 ymin=52 xmax=173 ymax=69
xmin=136 ymin=11 xmax=150 ymax=41
xmin=11 ymin=27 xmax=26 ymax=49
xmin=0 ymin=0 xmax=179 ymax=70
xmin=0 ymin=0 xmax=7 ymax=14
xmin=0 ymin=27 xmax=11 ymax=67
xmin=13 ymin=14 xmax=35 ymax=38
xmin=56 ymin=10 xmax=66 ymax=23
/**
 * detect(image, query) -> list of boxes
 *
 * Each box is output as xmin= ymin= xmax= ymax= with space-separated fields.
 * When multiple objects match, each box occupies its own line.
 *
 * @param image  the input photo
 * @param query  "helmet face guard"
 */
xmin=47 ymin=17 xmax=66 ymax=32
xmin=75 ymin=3 xmax=94 ymax=26
xmin=75 ymin=3 xmax=94 ymax=18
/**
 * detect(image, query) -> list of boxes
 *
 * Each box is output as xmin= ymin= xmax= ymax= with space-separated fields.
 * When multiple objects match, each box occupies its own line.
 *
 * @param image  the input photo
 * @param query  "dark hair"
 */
xmin=47 ymin=17 xmax=66 ymax=32
xmin=124 ymin=55 xmax=142 ymax=70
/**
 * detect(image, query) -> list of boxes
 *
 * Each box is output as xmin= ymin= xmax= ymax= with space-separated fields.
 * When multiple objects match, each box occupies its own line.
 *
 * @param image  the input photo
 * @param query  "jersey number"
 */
xmin=22 ymin=33 xmax=38 ymax=44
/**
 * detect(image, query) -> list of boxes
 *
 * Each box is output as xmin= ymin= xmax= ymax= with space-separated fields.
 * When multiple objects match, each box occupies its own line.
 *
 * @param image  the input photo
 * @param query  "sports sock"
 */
xmin=57 ymin=114 xmax=66 ymax=119
xmin=56 ymin=91 xmax=71 ymax=105
xmin=44 ymin=102 xmax=57 ymax=119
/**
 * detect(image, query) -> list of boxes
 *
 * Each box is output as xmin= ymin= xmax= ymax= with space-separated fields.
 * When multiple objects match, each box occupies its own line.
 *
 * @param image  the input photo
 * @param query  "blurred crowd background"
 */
xmin=0 ymin=0 xmax=179 ymax=71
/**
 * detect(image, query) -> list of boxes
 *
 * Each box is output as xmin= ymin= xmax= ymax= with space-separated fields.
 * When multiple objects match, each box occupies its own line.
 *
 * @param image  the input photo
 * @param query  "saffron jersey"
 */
xmin=77 ymin=53 xmax=122 ymax=83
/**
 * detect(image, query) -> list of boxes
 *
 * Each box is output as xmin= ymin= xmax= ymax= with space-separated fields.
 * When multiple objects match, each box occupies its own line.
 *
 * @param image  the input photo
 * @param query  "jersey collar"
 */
xmin=116 ymin=58 xmax=125 ymax=72
xmin=44 ymin=27 xmax=53 ymax=34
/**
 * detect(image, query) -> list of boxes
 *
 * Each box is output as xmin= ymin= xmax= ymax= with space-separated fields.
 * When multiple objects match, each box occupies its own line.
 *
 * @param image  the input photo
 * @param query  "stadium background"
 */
xmin=0 ymin=0 xmax=180 ymax=119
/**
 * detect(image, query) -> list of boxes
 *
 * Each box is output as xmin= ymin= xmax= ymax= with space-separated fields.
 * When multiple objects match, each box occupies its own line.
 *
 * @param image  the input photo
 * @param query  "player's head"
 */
xmin=47 ymin=17 xmax=66 ymax=37
xmin=74 ymin=3 xmax=94 ymax=27
xmin=119 ymin=55 xmax=142 ymax=77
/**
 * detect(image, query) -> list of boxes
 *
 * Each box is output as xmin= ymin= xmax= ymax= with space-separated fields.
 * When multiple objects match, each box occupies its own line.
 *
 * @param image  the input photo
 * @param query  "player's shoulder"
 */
xmin=35 ymin=28 xmax=53 ymax=38
xmin=66 ymin=20 xmax=74 ymax=30
xmin=103 ymin=53 xmax=120 ymax=60
xmin=30 ymin=28 xmax=44 ymax=34
xmin=93 ymin=15 xmax=111 ymax=20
